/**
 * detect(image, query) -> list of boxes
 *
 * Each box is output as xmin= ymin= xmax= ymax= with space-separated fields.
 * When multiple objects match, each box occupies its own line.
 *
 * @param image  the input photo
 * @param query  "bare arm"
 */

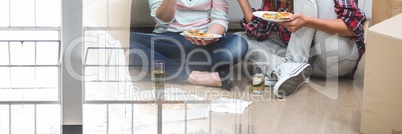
xmin=207 ymin=23 xmax=226 ymax=35
xmin=280 ymin=14 xmax=355 ymax=36
xmin=304 ymin=15 xmax=355 ymax=36
xmin=279 ymin=14 xmax=355 ymax=36
xmin=237 ymin=0 xmax=254 ymax=23
xmin=155 ymin=0 xmax=177 ymax=22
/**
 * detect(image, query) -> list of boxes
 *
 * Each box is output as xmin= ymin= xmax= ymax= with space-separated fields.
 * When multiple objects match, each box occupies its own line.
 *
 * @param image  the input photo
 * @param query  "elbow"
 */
xmin=155 ymin=9 xmax=175 ymax=23
xmin=155 ymin=14 xmax=174 ymax=23
xmin=339 ymin=29 xmax=356 ymax=37
xmin=152 ymin=13 xmax=174 ymax=28
xmin=156 ymin=17 xmax=174 ymax=23
xmin=339 ymin=32 xmax=355 ymax=37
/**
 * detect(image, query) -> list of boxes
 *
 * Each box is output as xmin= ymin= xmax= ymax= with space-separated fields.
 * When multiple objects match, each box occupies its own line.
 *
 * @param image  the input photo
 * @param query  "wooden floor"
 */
xmin=222 ymin=77 xmax=364 ymax=134
xmin=127 ymin=55 xmax=366 ymax=134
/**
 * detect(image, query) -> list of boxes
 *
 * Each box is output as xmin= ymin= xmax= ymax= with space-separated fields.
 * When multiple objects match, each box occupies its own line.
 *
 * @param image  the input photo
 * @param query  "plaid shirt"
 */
xmin=240 ymin=0 xmax=366 ymax=78
xmin=240 ymin=0 xmax=292 ymax=43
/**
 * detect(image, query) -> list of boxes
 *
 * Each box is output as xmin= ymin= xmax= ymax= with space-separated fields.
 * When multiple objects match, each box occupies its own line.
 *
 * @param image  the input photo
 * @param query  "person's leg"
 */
xmin=284 ymin=0 xmax=318 ymax=63
xmin=309 ymin=40 xmax=359 ymax=78
xmin=129 ymin=32 xmax=191 ymax=84
xmin=130 ymin=32 xmax=187 ymax=60
xmin=184 ymin=34 xmax=248 ymax=89
xmin=186 ymin=34 xmax=248 ymax=72
xmin=130 ymin=32 xmax=249 ymax=89
xmin=271 ymin=0 xmax=317 ymax=98
xmin=134 ymin=32 xmax=247 ymax=72
xmin=234 ymin=32 xmax=287 ymax=86
xmin=309 ymin=0 xmax=360 ymax=78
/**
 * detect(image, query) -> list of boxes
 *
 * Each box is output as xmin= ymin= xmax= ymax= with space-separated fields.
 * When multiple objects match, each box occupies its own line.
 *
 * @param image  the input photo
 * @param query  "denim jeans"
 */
xmin=129 ymin=32 xmax=248 ymax=84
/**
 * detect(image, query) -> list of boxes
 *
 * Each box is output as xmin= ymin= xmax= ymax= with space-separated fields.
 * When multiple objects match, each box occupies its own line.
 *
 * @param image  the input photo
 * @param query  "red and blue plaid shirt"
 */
xmin=240 ymin=0 xmax=366 ymax=78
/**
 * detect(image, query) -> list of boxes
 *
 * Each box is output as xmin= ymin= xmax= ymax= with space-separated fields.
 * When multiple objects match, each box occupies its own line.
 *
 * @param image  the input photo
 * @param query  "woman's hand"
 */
xmin=185 ymin=36 xmax=220 ymax=46
xmin=185 ymin=24 xmax=223 ymax=46
xmin=279 ymin=13 xmax=355 ymax=36
xmin=278 ymin=13 xmax=309 ymax=33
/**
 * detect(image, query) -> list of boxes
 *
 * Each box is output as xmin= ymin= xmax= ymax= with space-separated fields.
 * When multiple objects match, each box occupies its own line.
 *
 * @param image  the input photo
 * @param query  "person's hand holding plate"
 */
xmin=181 ymin=30 xmax=222 ymax=46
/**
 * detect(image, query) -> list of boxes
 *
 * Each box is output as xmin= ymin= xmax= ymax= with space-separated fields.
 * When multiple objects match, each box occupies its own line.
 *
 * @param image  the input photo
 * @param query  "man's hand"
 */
xmin=185 ymin=36 xmax=220 ymax=46
xmin=278 ymin=13 xmax=309 ymax=33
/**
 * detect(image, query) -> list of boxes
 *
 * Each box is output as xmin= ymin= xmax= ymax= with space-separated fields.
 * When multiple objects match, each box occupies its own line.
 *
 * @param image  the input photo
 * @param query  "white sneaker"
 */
xmin=265 ymin=76 xmax=277 ymax=87
xmin=264 ymin=74 xmax=308 ymax=87
xmin=273 ymin=63 xmax=312 ymax=98
xmin=304 ymin=78 xmax=310 ymax=83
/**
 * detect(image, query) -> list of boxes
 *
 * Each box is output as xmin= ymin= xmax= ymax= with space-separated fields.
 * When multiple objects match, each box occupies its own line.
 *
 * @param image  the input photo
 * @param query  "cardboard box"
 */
xmin=361 ymin=13 xmax=402 ymax=134
xmin=372 ymin=0 xmax=402 ymax=25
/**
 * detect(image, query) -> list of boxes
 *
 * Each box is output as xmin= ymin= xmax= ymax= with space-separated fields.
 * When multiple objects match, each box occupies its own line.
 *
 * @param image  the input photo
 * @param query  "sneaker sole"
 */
xmin=265 ymin=80 xmax=277 ymax=87
xmin=273 ymin=64 xmax=312 ymax=98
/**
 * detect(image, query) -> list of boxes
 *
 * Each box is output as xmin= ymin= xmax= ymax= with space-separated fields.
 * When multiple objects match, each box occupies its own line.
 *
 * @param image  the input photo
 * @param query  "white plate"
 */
xmin=180 ymin=32 xmax=222 ymax=41
xmin=252 ymin=11 xmax=290 ymax=23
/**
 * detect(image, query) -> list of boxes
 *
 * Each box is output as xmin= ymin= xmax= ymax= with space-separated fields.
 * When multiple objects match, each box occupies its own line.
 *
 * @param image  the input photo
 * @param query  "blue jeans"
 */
xmin=129 ymin=32 xmax=248 ymax=84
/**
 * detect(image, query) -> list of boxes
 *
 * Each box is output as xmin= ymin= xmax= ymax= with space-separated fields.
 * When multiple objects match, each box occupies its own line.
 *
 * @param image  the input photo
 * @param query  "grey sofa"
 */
xmin=130 ymin=0 xmax=372 ymax=32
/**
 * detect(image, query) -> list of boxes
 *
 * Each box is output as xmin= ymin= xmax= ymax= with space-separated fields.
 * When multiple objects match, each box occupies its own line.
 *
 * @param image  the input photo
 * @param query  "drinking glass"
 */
xmin=152 ymin=60 xmax=165 ymax=100
xmin=251 ymin=64 xmax=265 ymax=95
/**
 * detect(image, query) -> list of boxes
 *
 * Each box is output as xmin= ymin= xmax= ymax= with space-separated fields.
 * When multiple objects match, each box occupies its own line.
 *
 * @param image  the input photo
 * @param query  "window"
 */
xmin=0 ymin=0 xmax=61 ymax=133
xmin=82 ymin=1 xmax=214 ymax=133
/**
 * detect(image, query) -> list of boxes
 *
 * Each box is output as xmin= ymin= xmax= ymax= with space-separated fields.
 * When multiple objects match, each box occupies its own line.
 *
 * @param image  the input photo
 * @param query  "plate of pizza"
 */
xmin=253 ymin=11 xmax=292 ymax=23
xmin=181 ymin=29 xmax=222 ymax=41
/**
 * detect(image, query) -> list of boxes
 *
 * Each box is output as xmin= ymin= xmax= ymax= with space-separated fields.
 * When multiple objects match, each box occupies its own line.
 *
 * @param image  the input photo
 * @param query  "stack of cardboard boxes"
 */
xmin=361 ymin=13 xmax=402 ymax=134
xmin=372 ymin=0 xmax=402 ymax=25
xmin=361 ymin=1 xmax=402 ymax=133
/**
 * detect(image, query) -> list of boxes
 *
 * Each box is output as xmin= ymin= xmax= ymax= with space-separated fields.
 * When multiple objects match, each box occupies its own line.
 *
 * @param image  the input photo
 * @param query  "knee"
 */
xmin=129 ymin=32 xmax=141 ymax=47
xmin=239 ymin=36 xmax=249 ymax=59
xmin=129 ymin=32 xmax=151 ymax=47
xmin=211 ymin=35 xmax=248 ymax=65
xmin=229 ymin=35 xmax=248 ymax=60
xmin=130 ymin=32 xmax=141 ymax=41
